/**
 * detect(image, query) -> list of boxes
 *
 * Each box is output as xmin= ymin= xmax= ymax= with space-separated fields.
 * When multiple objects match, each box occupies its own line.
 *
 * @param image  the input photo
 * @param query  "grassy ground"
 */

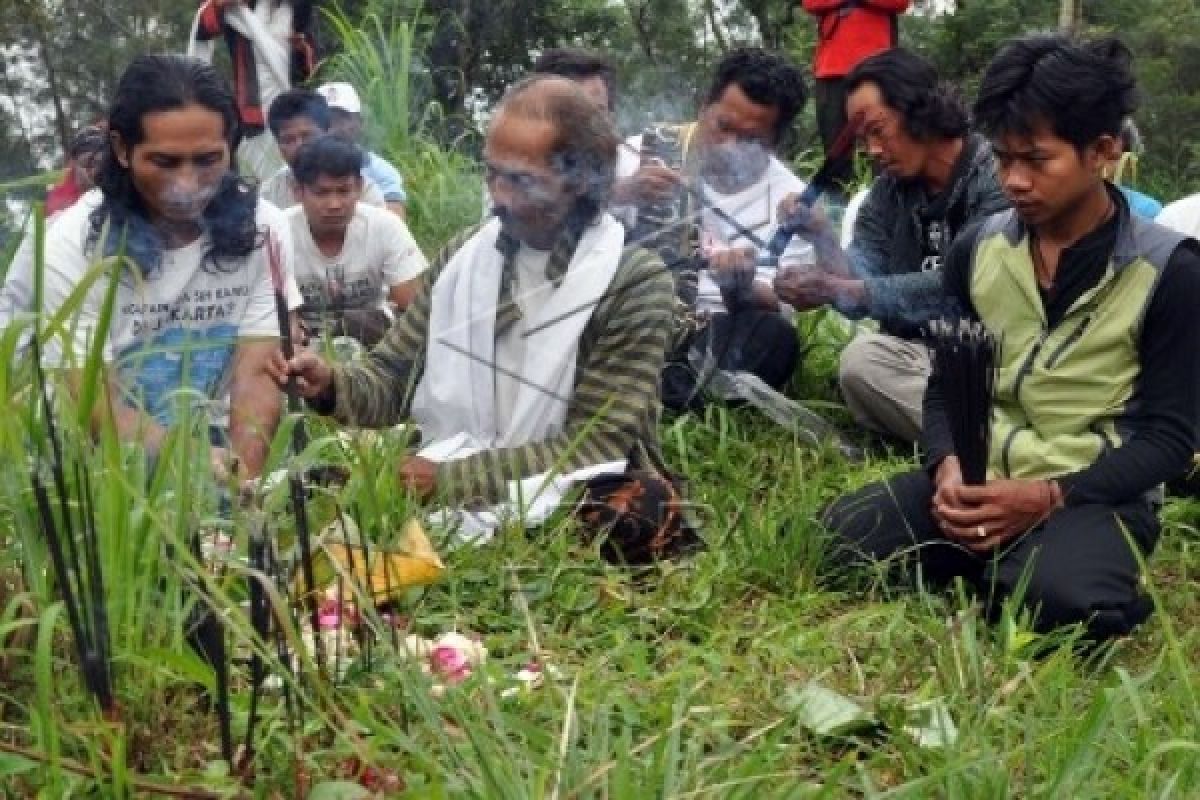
xmin=1 ymin=306 xmax=1197 ymax=798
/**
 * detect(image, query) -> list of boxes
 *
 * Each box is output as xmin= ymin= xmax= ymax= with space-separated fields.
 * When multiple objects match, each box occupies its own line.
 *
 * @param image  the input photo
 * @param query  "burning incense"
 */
xmin=263 ymin=233 xmax=325 ymax=675
xmin=239 ymin=516 xmax=271 ymax=769
xmin=928 ymin=319 xmax=1000 ymax=485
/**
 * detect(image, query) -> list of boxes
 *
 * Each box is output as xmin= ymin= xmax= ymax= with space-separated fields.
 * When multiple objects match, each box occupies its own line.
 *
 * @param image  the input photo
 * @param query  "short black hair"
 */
xmin=268 ymin=88 xmax=331 ymax=137
xmin=703 ymin=47 xmax=807 ymax=145
xmin=846 ymin=48 xmax=969 ymax=141
xmin=533 ymin=48 xmax=617 ymax=111
xmin=974 ymin=34 xmax=1137 ymax=152
xmin=292 ymin=135 xmax=366 ymax=186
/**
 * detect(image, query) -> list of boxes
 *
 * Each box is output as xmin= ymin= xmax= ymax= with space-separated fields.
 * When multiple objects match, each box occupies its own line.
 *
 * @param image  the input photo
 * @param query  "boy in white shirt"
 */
xmin=287 ymin=135 xmax=427 ymax=346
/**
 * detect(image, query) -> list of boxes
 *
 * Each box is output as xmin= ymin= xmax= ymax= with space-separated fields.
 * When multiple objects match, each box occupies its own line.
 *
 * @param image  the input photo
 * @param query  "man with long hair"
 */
xmin=775 ymin=48 xmax=1008 ymax=443
xmin=39 ymin=54 xmax=299 ymax=479
xmin=823 ymin=35 xmax=1200 ymax=642
xmin=285 ymin=76 xmax=696 ymax=563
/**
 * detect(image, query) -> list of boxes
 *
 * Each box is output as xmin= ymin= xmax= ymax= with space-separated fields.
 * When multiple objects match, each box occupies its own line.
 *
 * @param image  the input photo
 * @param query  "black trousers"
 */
xmin=823 ymin=469 xmax=1160 ymax=640
xmin=663 ymin=310 xmax=800 ymax=412
xmin=814 ymin=77 xmax=854 ymax=193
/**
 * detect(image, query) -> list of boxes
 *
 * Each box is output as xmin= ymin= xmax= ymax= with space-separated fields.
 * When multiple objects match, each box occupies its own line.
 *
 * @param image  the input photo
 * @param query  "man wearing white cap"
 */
xmin=317 ymin=82 xmax=409 ymax=218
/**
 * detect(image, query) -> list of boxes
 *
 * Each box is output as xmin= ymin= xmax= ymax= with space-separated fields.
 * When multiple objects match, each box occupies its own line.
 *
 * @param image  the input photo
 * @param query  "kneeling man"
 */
xmin=824 ymin=34 xmax=1200 ymax=641
xmin=286 ymin=76 xmax=694 ymax=562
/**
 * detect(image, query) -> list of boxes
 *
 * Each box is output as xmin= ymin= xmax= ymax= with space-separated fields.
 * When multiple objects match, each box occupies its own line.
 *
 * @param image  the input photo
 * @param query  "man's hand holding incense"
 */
xmin=286 ymin=350 xmax=335 ymax=399
xmin=706 ymin=244 xmax=757 ymax=287
xmin=777 ymin=192 xmax=835 ymax=240
xmin=776 ymin=193 xmax=852 ymax=279
xmin=935 ymin=470 xmax=1063 ymax=553
xmin=398 ymin=455 xmax=438 ymax=499
xmin=774 ymin=267 xmax=865 ymax=312
xmin=612 ymin=163 xmax=681 ymax=206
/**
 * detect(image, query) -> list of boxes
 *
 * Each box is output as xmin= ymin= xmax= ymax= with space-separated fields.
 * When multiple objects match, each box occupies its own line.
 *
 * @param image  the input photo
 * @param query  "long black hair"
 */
xmin=846 ymin=48 xmax=969 ymax=142
xmin=90 ymin=54 xmax=259 ymax=278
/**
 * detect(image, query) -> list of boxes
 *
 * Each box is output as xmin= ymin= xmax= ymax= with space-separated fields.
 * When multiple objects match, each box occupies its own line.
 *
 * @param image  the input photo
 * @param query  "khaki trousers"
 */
xmin=838 ymin=332 xmax=931 ymax=443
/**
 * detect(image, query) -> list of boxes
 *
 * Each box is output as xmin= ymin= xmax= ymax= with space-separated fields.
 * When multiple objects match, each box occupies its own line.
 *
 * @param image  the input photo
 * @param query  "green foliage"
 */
xmin=2 ymin=6 xmax=1200 ymax=797
xmin=320 ymin=3 xmax=482 ymax=253
xmin=904 ymin=0 xmax=1200 ymax=201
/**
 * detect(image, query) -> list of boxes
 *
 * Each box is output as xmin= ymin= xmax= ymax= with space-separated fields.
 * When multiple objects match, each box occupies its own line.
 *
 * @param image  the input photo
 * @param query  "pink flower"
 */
xmin=429 ymin=645 xmax=472 ymax=684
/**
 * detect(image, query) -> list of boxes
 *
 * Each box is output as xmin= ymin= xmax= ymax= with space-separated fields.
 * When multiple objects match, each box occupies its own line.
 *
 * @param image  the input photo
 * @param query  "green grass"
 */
xmin=1 ymin=325 xmax=1197 ymax=796
xmin=1 ymin=8 xmax=1197 ymax=795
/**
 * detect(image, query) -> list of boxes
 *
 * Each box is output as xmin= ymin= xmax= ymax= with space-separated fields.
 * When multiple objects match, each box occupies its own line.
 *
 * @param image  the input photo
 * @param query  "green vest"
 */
xmin=969 ymin=209 xmax=1183 ymax=480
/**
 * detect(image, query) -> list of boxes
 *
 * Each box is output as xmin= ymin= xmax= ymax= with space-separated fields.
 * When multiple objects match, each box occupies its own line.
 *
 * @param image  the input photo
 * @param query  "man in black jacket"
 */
xmin=775 ymin=48 xmax=1008 ymax=442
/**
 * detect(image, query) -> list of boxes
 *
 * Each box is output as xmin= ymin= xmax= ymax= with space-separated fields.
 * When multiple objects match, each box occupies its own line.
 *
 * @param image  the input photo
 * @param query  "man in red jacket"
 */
xmin=804 ymin=0 xmax=910 ymax=192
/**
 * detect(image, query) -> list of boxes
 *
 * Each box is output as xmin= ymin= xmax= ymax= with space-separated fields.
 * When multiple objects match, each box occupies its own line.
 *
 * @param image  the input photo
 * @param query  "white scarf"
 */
xmin=412 ymin=214 xmax=628 ymax=542
xmin=412 ymin=214 xmax=625 ymax=450
xmin=187 ymin=2 xmax=292 ymax=104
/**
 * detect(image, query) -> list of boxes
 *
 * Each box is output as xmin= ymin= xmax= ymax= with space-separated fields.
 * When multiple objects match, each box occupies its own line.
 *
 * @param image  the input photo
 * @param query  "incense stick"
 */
xmin=929 ymin=318 xmax=1000 ymax=485
xmin=761 ymin=112 xmax=863 ymax=266
xmin=188 ymin=533 xmax=232 ymax=765
xmin=264 ymin=233 xmax=326 ymax=675
xmin=240 ymin=515 xmax=271 ymax=770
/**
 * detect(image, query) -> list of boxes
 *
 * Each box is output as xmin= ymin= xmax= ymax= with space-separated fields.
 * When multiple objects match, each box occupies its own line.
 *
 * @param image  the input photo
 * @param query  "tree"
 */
xmin=0 ymin=0 xmax=191 ymax=165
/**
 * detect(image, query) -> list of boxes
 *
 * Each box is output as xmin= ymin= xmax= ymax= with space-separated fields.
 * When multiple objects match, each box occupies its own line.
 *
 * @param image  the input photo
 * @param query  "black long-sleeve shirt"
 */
xmin=923 ymin=197 xmax=1200 ymax=506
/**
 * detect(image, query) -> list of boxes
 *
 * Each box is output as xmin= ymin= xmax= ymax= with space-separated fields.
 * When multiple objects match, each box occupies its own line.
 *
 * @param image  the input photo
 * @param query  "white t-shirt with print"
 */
xmin=285 ymin=202 xmax=427 ymax=329
xmin=693 ymin=157 xmax=815 ymax=314
xmin=40 ymin=190 xmax=300 ymax=425
xmin=616 ymin=143 xmax=815 ymax=314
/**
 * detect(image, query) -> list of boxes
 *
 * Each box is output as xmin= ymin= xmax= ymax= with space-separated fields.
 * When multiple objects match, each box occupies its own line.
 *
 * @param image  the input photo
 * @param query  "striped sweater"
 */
xmin=318 ymin=219 xmax=675 ymax=505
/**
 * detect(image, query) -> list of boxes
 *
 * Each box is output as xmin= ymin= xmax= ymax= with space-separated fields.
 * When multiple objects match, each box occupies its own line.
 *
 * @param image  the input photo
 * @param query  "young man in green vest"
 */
xmin=823 ymin=34 xmax=1200 ymax=641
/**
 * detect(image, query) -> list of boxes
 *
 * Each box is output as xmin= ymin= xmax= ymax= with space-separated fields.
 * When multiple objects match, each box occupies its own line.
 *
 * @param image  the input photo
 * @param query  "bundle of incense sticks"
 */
xmin=929 ymin=318 xmax=1000 ymax=485
xmin=264 ymin=233 xmax=325 ymax=674
xmin=28 ymin=340 xmax=114 ymax=713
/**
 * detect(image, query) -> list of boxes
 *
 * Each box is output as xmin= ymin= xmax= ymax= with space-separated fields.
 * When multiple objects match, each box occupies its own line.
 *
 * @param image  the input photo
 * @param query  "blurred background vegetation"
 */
xmin=3 ymin=0 xmax=1200 ymax=251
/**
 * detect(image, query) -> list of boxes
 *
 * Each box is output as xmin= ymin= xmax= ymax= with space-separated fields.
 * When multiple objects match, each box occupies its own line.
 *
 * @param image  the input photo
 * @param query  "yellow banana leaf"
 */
xmin=297 ymin=516 xmax=445 ymax=604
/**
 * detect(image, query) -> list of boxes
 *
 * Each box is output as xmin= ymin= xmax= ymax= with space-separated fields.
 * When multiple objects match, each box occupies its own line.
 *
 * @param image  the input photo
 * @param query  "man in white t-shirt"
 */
xmin=317 ymin=83 xmax=409 ymax=218
xmin=287 ymin=135 xmax=428 ymax=346
xmin=39 ymin=54 xmax=298 ymax=479
xmin=261 ymin=89 xmax=387 ymax=212
xmin=1156 ymin=193 xmax=1200 ymax=238
xmin=616 ymin=48 xmax=813 ymax=410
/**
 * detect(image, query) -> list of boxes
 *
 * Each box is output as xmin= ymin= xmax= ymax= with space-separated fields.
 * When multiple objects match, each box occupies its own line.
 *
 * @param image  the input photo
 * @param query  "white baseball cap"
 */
xmin=317 ymin=82 xmax=362 ymax=114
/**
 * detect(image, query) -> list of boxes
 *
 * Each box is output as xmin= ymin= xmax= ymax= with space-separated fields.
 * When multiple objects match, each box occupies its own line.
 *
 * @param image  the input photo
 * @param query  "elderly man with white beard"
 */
xmin=284 ymin=76 xmax=697 ymax=563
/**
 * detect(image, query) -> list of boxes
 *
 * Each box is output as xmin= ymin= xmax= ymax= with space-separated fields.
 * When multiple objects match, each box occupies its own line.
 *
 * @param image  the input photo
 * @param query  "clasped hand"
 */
xmin=932 ymin=457 xmax=1061 ymax=552
xmin=773 ymin=267 xmax=838 ymax=310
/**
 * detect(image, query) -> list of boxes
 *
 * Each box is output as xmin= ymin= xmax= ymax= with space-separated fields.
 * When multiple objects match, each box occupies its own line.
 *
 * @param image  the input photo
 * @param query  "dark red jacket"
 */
xmin=803 ymin=0 xmax=910 ymax=79
xmin=45 ymin=168 xmax=84 ymax=216
xmin=195 ymin=1 xmax=317 ymax=131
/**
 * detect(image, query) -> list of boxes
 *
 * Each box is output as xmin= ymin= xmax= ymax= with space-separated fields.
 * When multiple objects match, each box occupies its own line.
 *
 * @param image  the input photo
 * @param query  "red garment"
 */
xmin=45 ymin=167 xmax=83 ymax=216
xmin=803 ymin=0 xmax=911 ymax=79
xmin=194 ymin=1 xmax=317 ymax=131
